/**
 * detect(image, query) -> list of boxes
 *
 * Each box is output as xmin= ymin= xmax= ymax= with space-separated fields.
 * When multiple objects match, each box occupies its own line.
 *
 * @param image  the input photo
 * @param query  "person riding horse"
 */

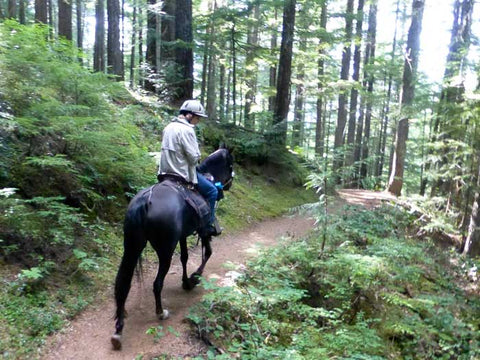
xmin=158 ymin=100 xmax=220 ymax=237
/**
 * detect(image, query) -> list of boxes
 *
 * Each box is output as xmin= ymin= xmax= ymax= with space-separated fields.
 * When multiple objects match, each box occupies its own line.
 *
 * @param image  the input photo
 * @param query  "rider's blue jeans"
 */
xmin=197 ymin=172 xmax=218 ymax=225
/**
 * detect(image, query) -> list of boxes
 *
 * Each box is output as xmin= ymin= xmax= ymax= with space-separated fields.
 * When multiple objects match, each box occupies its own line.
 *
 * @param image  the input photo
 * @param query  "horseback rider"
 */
xmin=158 ymin=100 xmax=220 ymax=237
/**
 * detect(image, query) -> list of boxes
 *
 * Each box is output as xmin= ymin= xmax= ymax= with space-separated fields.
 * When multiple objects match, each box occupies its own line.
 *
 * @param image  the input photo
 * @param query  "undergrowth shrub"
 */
xmin=188 ymin=204 xmax=480 ymax=359
xmin=0 ymin=21 xmax=156 ymax=221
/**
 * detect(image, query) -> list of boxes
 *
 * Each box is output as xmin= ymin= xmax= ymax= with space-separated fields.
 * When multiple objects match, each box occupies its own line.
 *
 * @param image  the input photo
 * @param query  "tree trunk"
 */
xmin=377 ymin=0 xmax=400 ymax=184
xmin=315 ymin=0 xmax=328 ymax=157
xmin=346 ymin=0 xmax=364 ymax=169
xmin=272 ymin=0 xmax=296 ymax=145
xmin=173 ymin=0 xmax=193 ymax=103
xmin=137 ymin=3 xmax=144 ymax=87
xmin=145 ymin=0 xmax=157 ymax=92
xmin=94 ymin=0 xmax=105 ymax=72
xmin=359 ymin=1 xmax=376 ymax=181
xmin=292 ymin=34 xmax=306 ymax=148
xmin=129 ymin=0 xmax=137 ymax=88
xmin=268 ymin=9 xmax=278 ymax=113
xmin=35 ymin=0 xmax=48 ymax=24
xmin=231 ymin=24 xmax=237 ymax=125
xmin=244 ymin=0 xmax=260 ymax=130
xmin=18 ymin=0 xmax=24 ymax=23
xmin=333 ymin=0 xmax=354 ymax=175
xmin=58 ymin=0 xmax=72 ymax=40
xmin=8 ymin=0 xmax=16 ymax=19
xmin=107 ymin=0 xmax=124 ymax=80
xmin=387 ymin=0 xmax=425 ymax=196
xmin=76 ymin=0 xmax=83 ymax=54
xmin=463 ymin=154 xmax=480 ymax=256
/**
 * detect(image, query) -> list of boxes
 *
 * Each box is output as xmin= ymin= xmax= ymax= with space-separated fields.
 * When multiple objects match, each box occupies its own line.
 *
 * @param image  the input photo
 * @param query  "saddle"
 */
xmin=156 ymin=174 xmax=211 ymax=230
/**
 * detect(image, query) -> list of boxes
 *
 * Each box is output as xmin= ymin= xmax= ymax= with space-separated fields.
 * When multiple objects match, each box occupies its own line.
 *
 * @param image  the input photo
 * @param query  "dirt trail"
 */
xmin=41 ymin=214 xmax=316 ymax=360
xmin=40 ymin=189 xmax=394 ymax=360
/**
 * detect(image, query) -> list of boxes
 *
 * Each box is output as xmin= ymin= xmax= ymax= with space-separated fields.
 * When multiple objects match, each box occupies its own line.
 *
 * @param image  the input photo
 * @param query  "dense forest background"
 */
xmin=2 ymin=0 xmax=478 ymax=252
xmin=0 ymin=0 xmax=480 ymax=358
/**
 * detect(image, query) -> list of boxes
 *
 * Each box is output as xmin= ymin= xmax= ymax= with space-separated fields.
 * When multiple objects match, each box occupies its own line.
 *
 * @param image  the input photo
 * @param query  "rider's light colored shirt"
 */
xmin=158 ymin=116 xmax=201 ymax=184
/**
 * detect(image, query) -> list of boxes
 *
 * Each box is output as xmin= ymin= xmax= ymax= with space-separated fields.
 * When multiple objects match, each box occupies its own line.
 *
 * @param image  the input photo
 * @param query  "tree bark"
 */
xmin=94 ymin=0 xmax=106 ymax=72
xmin=58 ymin=0 xmax=73 ymax=40
xmin=129 ymin=0 xmax=137 ymax=88
xmin=173 ymin=0 xmax=194 ymax=103
xmin=35 ymin=0 xmax=48 ymax=23
xmin=333 ymin=0 xmax=354 ymax=175
xmin=268 ymin=9 xmax=278 ymax=113
xmin=346 ymin=0 xmax=364 ymax=169
xmin=463 ymin=157 xmax=480 ymax=256
xmin=8 ymin=0 xmax=16 ymax=19
xmin=18 ymin=0 xmax=25 ymax=23
xmin=107 ymin=0 xmax=124 ymax=80
xmin=387 ymin=0 xmax=425 ymax=196
xmin=244 ymin=0 xmax=260 ymax=130
xmin=145 ymin=0 xmax=158 ymax=92
xmin=76 ymin=0 xmax=83 ymax=54
xmin=292 ymin=33 xmax=306 ymax=148
xmin=359 ymin=1 xmax=376 ymax=182
xmin=272 ymin=0 xmax=296 ymax=145
xmin=315 ymin=0 xmax=328 ymax=157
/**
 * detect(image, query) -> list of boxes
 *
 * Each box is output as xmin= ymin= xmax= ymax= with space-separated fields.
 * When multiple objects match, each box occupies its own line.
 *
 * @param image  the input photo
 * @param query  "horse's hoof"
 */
xmin=182 ymin=280 xmax=193 ymax=291
xmin=111 ymin=334 xmax=122 ymax=350
xmin=158 ymin=309 xmax=169 ymax=320
xmin=190 ymin=273 xmax=201 ymax=286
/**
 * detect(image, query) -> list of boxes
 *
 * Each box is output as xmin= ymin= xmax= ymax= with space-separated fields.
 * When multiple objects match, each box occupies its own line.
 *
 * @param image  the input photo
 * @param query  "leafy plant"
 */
xmin=188 ymin=204 xmax=480 ymax=359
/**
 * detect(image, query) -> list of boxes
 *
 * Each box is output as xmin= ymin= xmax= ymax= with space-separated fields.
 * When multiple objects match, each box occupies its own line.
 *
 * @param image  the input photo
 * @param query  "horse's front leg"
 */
xmin=189 ymin=235 xmax=212 ymax=285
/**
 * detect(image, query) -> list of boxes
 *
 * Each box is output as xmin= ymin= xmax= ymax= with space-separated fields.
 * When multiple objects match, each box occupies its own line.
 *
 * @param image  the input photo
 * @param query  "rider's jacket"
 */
xmin=158 ymin=116 xmax=201 ymax=184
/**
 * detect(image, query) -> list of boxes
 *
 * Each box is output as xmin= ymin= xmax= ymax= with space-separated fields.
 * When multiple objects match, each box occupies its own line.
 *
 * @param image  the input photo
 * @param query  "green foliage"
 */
xmin=0 ymin=21 xmax=156 ymax=219
xmin=188 ymin=204 xmax=480 ymax=359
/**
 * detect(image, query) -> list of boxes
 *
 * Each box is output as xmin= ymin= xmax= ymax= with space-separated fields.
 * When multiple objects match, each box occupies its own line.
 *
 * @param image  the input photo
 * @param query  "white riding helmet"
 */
xmin=179 ymin=100 xmax=208 ymax=118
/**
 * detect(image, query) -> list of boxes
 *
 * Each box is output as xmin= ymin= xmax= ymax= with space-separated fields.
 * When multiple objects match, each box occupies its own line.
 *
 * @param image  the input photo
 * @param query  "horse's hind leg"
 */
xmin=111 ymin=231 xmax=146 ymax=350
xmin=151 ymin=243 xmax=176 ymax=320
xmin=179 ymin=237 xmax=195 ymax=290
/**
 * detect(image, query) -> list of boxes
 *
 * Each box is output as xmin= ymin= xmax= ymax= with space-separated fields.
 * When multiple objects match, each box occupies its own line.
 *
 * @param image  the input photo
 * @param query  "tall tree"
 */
xmin=76 ymin=0 xmax=83 ymax=52
xmin=359 ymin=0 xmax=376 ymax=182
xmin=34 ymin=0 xmax=48 ymax=24
xmin=129 ymin=0 xmax=137 ymax=88
xmin=333 ymin=0 xmax=354 ymax=175
xmin=268 ymin=8 xmax=278 ymax=113
xmin=94 ymin=0 xmax=106 ymax=73
xmin=145 ymin=0 xmax=158 ymax=92
xmin=315 ymin=0 xmax=328 ymax=157
xmin=292 ymin=32 xmax=306 ymax=148
xmin=18 ymin=0 xmax=24 ymax=23
xmin=8 ymin=0 xmax=16 ymax=19
xmin=387 ymin=0 xmax=425 ymax=196
xmin=58 ymin=0 xmax=72 ymax=40
xmin=376 ymin=0 xmax=401 ymax=182
xmin=463 ymin=154 xmax=480 ymax=256
xmin=422 ymin=0 xmax=475 ymax=196
xmin=272 ymin=0 xmax=296 ymax=145
xmin=244 ymin=0 xmax=261 ymax=130
xmin=174 ymin=0 xmax=194 ymax=103
xmin=107 ymin=0 xmax=124 ymax=80
xmin=345 ymin=0 xmax=364 ymax=169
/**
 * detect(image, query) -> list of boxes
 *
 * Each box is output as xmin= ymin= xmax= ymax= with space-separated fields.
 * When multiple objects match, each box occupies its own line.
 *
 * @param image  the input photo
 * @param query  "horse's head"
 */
xmin=198 ymin=144 xmax=234 ymax=191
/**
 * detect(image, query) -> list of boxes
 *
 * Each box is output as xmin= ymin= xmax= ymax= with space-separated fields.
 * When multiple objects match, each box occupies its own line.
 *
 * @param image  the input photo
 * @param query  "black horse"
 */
xmin=111 ymin=145 xmax=234 ymax=350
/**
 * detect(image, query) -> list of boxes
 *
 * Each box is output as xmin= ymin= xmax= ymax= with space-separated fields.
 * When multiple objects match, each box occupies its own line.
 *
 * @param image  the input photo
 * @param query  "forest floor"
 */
xmin=40 ymin=189 xmax=396 ymax=360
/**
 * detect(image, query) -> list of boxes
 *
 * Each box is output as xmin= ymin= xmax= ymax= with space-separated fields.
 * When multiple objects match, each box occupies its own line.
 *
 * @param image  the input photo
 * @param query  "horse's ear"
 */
xmin=219 ymin=142 xmax=233 ymax=154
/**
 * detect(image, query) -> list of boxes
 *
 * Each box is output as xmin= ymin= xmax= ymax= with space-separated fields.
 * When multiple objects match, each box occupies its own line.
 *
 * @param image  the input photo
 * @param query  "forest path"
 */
xmin=40 ymin=189 xmax=394 ymax=360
